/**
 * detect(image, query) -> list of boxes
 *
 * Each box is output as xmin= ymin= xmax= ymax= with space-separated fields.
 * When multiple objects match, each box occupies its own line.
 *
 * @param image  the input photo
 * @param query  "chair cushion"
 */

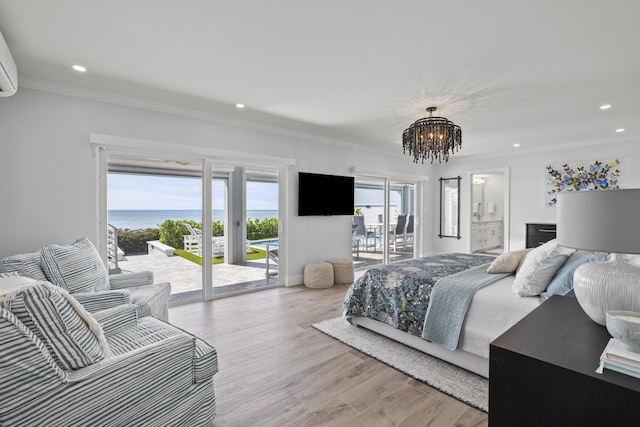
xmin=128 ymin=282 xmax=171 ymax=321
xmin=2 ymin=251 xmax=48 ymax=281
xmin=107 ymin=316 xmax=218 ymax=383
xmin=41 ymin=237 xmax=110 ymax=293
xmin=7 ymin=282 xmax=110 ymax=370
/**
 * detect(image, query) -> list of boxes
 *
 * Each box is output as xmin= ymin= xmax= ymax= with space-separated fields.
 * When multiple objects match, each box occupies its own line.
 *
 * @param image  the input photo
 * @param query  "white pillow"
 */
xmin=513 ymin=240 xmax=575 ymax=296
xmin=623 ymin=254 xmax=640 ymax=266
xmin=487 ymin=249 xmax=532 ymax=274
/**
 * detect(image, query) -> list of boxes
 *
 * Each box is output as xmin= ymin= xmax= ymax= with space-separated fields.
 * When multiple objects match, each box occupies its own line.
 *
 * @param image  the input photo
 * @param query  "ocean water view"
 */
xmin=108 ymin=210 xmax=278 ymax=230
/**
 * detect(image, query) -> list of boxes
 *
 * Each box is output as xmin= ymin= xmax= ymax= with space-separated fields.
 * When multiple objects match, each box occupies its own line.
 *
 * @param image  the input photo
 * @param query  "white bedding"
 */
xmin=349 ymin=273 xmax=541 ymax=377
xmin=459 ymin=274 xmax=540 ymax=358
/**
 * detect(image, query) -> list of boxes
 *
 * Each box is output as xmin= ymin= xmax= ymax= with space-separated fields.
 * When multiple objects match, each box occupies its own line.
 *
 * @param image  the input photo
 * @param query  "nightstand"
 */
xmin=489 ymin=296 xmax=640 ymax=427
xmin=525 ymin=223 xmax=556 ymax=248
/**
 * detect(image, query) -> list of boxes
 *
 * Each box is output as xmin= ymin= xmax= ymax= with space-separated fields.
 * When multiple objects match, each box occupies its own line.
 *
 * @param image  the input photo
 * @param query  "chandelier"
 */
xmin=402 ymin=106 xmax=462 ymax=163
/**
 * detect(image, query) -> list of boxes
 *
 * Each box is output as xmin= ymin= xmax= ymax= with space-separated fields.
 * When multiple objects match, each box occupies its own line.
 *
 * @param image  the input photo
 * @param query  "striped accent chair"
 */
xmin=2 ymin=238 xmax=171 ymax=321
xmin=0 ymin=283 xmax=217 ymax=427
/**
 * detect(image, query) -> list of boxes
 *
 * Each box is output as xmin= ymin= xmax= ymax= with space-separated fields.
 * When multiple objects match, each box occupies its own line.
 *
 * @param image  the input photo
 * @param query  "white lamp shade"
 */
xmin=557 ymin=189 xmax=640 ymax=254
xmin=557 ymin=188 xmax=640 ymax=325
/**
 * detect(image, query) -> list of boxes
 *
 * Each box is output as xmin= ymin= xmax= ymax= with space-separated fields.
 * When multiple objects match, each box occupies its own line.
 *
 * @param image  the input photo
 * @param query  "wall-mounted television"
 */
xmin=298 ymin=172 xmax=354 ymax=216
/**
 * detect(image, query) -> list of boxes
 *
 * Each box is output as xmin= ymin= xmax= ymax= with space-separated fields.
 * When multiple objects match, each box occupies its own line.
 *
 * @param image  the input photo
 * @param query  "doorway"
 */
xmin=353 ymin=177 xmax=417 ymax=269
xmin=105 ymin=156 xmax=281 ymax=304
xmin=468 ymin=167 xmax=510 ymax=254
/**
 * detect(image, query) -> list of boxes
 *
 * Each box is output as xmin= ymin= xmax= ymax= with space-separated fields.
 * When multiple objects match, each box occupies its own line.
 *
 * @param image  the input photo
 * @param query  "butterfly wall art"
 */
xmin=545 ymin=159 xmax=622 ymax=207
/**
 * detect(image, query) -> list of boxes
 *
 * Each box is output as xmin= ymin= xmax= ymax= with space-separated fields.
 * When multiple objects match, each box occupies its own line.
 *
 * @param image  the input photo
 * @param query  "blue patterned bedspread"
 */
xmin=343 ymin=253 xmax=496 ymax=337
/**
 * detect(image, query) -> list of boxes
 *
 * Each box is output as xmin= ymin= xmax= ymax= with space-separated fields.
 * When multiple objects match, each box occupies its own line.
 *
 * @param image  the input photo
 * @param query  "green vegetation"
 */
xmin=158 ymin=219 xmax=204 ymax=249
xmin=245 ymin=217 xmax=278 ymax=240
xmin=117 ymin=228 xmax=160 ymax=255
xmin=116 ymin=217 xmax=277 ymax=254
xmin=174 ymin=247 xmax=267 ymax=265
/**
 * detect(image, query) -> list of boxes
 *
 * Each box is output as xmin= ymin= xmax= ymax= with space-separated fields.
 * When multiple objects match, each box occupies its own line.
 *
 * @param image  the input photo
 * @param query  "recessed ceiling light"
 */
xmin=235 ymin=103 xmax=245 ymax=109
xmin=600 ymin=104 xmax=612 ymax=110
xmin=616 ymin=128 xmax=625 ymax=133
xmin=513 ymin=143 xmax=520 ymax=147
xmin=72 ymin=64 xmax=87 ymax=72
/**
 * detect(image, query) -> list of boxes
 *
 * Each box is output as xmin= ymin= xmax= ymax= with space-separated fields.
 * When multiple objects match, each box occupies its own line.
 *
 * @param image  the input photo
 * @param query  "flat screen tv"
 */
xmin=298 ymin=172 xmax=354 ymax=216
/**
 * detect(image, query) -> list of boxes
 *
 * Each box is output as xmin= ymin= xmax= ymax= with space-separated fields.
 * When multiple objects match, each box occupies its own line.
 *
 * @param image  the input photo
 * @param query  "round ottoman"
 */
xmin=304 ymin=262 xmax=334 ymax=288
xmin=328 ymin=258 xmax=355 ymax=285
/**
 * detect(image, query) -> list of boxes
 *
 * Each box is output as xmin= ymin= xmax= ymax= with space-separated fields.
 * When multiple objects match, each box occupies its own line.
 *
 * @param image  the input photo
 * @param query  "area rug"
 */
xmin=312 ymin=316 xmax=488 ymax=412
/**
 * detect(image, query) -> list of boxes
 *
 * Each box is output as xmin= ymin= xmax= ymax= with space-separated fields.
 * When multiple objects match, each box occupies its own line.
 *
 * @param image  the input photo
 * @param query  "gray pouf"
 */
xmin=328 ymin=258 xmax=355 ymax=285
xmin=304 ymin=262 xmax=334 ymax=288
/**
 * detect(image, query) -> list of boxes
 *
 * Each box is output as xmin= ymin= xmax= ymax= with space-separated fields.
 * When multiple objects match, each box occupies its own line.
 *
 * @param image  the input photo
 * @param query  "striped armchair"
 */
xmin=0 ymin=282 xmax=217 ymax=427
xmin=2 ymin=237 xmax=171 ymax=320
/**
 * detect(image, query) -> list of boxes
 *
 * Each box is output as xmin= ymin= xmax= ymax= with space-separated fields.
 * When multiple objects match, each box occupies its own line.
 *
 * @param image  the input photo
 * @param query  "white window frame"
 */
xmin=351 ymin=167 xmax=427 ymax=264
xmin=91 ymin=133 xmax=295 ymax=299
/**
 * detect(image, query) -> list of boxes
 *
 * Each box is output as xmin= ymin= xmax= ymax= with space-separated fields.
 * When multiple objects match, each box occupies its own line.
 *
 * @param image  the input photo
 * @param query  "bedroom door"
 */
xmin=468 ymin=167 xmax=510 ymax=254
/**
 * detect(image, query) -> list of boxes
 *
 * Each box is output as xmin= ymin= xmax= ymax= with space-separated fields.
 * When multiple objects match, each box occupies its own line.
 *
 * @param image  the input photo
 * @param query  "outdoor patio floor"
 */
xmin=118 ymin=253 xmax=278 ymax=300
xmin=117 ymin=248 xmax=414 ymax=301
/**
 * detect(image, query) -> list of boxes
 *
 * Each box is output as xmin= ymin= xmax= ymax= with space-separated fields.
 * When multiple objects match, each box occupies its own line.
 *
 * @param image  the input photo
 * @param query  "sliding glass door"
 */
xmin=389 ymin=180 xmax=416 ymax=261
xmin=208 ymin=168 xmax=280 ymax=297
xmin=106 ymin=155 xmax=285 ymax=304
xmin=353 ymin=177 xmax=417 ymax=269
xmin=107 ymin=157 xmax=204 ymax=303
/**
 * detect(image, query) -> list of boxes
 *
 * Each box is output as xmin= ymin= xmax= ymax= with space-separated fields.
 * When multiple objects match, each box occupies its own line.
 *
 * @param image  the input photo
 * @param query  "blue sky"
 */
xmin=108 ymin=174 xmax=278 ymax=210
xmin=108 ymin=173 xmax=399 ymax=210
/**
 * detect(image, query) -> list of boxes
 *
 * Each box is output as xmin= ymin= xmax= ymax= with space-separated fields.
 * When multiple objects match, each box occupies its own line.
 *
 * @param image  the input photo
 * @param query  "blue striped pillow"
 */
xmin=41 ymin=237 xmax=110 ymax=293
xmin=1 ymin=251 xmax=48 ymax=281
xmin=10 ymin=282 xmax=108 ymax=370
xmin=0 ymin=271 xmax=21 ymax=278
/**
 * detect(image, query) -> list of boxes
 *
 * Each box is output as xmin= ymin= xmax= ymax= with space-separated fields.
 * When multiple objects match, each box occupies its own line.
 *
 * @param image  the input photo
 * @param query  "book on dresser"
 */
xmin=597 ymin=338 xmax=640 ymax=379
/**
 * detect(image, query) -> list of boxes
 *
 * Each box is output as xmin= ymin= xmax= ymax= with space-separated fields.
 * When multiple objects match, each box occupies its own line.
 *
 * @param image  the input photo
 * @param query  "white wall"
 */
xmin=0 ymin=88 xmax=434 ymax=283
xmin=432 ymin=142 xmax=640 ymax=253
xmin=7 ymin=89 xmax=631 ymax=282
xmin=482 ymin=175 xmax=504 ymax=221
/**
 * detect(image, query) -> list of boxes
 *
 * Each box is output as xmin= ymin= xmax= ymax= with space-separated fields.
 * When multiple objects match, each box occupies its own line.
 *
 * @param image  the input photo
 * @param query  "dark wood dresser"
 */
xmin=489 ymin=296 xmax=640 ymax=426
xmin=525 ymin=223 xmax=556 ymax=248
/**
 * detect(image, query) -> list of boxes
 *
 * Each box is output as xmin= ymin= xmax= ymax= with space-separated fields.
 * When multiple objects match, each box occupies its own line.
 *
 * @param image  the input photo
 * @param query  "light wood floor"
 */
xmin=169 ymin=285 xmax=488 ymax=427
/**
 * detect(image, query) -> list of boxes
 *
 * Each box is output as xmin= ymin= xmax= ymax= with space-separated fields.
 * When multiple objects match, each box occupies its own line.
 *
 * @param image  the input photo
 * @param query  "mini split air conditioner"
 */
xmin=0 ymin=29 xmax=17 ymax=97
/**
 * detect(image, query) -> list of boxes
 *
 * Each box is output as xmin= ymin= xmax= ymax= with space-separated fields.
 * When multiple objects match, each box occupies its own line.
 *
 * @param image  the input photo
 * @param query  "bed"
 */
xmin=343 ymin=252 xmax=542 ymax=378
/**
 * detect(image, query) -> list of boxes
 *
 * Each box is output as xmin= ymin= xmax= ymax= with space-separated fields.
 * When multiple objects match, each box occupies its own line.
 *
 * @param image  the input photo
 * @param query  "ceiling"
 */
xmin=1 ymin=0 xmax=639 ymax=160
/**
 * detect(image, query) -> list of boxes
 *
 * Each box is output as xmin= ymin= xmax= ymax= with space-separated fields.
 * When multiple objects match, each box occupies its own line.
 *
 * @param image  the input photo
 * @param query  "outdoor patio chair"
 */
xmin=389 ymin=214 xmax=407 ymax=252
xmin=212 ymin=237 xmax=225 ymax=257
xmin=2 ymin=237 xmax=171 ymax=321
xmin=0 ymin=281 xmax=217 ymax=427
xmin=353 ymin=215 xmax=377 ymax=253
xmin=184 ymin=224 xmax=227 ymax=257
xmin=184 ymin=223 xmax=202 ymax=254
xmin=405 ymin=214 xmax=415 ymax=249
xmin=265 ymin=242 xmax=279 ymax=280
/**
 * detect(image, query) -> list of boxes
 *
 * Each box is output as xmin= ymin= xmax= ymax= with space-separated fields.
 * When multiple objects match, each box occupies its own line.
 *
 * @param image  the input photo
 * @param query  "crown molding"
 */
xmin=90 ymin=133 xmax=296 ymax=169
xmin=350 ymin=166 xmax=429 ymax=182
xmin=18 ymin=77 xmax=402 ymax=159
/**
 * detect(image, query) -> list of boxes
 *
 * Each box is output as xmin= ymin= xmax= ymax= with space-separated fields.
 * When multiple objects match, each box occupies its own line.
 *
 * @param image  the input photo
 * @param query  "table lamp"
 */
xmin=556 ymin=189 xmax=640 ymax=325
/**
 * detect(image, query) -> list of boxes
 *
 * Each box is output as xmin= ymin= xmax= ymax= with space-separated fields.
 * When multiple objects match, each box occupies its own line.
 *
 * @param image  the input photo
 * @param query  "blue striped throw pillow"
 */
xmin=9 ymin=282 xmax=108 ymax=370
xmin=1 ymin=251 xmax=48 ymax=281
xmin=40 ymin=237 xmax=110 ymax=293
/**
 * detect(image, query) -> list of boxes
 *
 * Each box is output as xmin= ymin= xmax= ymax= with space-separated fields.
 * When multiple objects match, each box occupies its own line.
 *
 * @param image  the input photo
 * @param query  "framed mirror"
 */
xmin=439 ymin=176 xmax=461 ymax=239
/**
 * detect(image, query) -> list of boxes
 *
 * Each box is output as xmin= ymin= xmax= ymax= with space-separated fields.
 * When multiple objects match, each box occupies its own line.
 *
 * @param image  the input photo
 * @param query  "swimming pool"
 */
xmin=249 ymin=238 xmax=278 ymax=249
